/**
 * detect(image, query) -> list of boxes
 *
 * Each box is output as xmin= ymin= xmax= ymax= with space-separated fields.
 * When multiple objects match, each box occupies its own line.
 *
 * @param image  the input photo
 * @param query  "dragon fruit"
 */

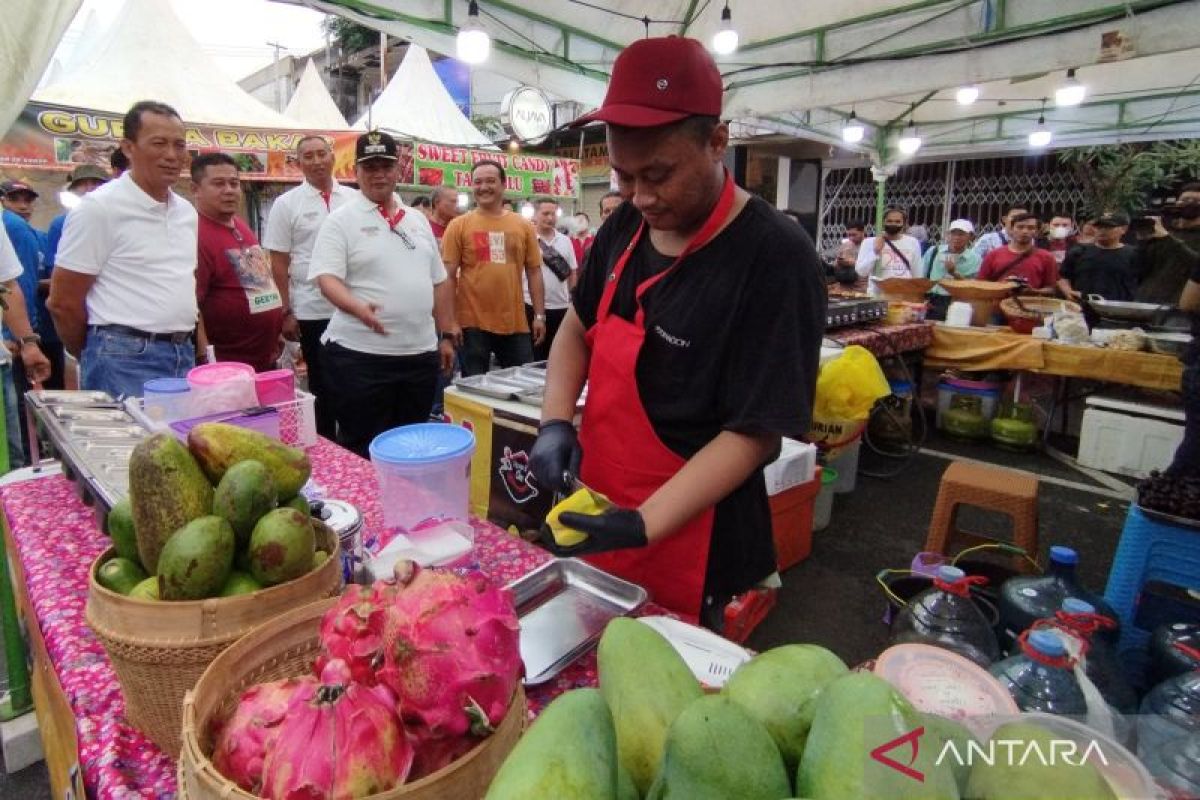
xmin=211 ymin=676 xmax=315 ymax=794
xmin=260 ymin=659 xmax=413 ymax=800
xmin=314 ymin=582 xmax=398 ymax=686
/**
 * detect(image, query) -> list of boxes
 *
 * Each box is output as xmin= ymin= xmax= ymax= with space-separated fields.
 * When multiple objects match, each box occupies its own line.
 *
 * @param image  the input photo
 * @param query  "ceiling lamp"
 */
xmin=1028 ymin=102 xmax=1052 ymax=148
xmin=897 ymin=122 xmax=921 ymax=155
xmin=520 ymin=201 xmax=535 ymax=220
xmin=712 ymin=2 xmax=739 ymax=55
xmin=1055 ymin=68 xmax=1086 ymax=107
xmin=956 ymin=85 xmax=980 ymax=105
xmin=456 ymin=1 xmax=491 ymax=65
xmin=842 ymin=111 xmax=865 ymax=144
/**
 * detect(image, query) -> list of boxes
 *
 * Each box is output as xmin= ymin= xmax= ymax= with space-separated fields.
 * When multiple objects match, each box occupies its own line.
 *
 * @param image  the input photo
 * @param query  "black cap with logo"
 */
xmin=356 ymin=130 xmax=399 ymax=163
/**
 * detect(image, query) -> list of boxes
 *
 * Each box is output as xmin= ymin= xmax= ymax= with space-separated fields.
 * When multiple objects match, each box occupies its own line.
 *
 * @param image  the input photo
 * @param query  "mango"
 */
xmin=129 ymin=576 xmax=160 ymax=601
xmin=484 ymin=688 xmax=618 ymax=800
xmin=964 ymin=721 xmax=1116 ymax=800
xmin=722 ymin=644 xmax=848 ymax=774
xmin=212 ymin=459 xmax=278 ymax=548
xmin=645 ymin=695 xmax=791 ymax=800
xmin=617 ymin=764 xmax=639 ymax=800
xmin=312 ymin=550 xmax=330 ymax=570
xmin=923 ymin=714 xmax=976 ymax=795
xmin=599 ymin=618 xmax=703 ymax=795
xmin=188 ymin=423 xmax=311 ymax=498
xmin=158 ymin=516 xmax=235 ymax=600
xmin=219 ymin=571 xmax=263 ymax=597
xmin=796 ymin=672 xmax=959 ymax=800
xmin=282 ymin=494 xmax=310 ymax=516
xmin=128 ymin=432 xmax=214 ymax=573
xmin=106 ymin=497 xmax=141 ymax=564
xmin=97 ymin=557 xmax=148 ymax=595
xmin=248 ymin=508 xmax=315 ymax=586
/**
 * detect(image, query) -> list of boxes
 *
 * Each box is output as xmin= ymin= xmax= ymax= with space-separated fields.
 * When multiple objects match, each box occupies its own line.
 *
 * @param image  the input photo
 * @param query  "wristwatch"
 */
xmin=534 ymin=314 xmax=547 ymax=322
xmin=19 ymin=334 xmax=41 ymax=346
xmin=439 ymin=332 xmax=457 ymax=343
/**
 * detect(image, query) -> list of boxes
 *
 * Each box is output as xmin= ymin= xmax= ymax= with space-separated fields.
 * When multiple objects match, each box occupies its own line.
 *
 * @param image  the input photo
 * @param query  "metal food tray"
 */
xmin=515 ymin=387 xmax=545 ymax=407
xmin=31 ymin=390 xmax=115 ymax=405
xmin=51 ymin=407 xmax=132 ymax=422
xmin=453 ymin=374 xmax=528 ymax=400
xmin=506 ymin=558 xmax=648 ymax=685
xmin=489 ymin=367 xmax=545 ymax=389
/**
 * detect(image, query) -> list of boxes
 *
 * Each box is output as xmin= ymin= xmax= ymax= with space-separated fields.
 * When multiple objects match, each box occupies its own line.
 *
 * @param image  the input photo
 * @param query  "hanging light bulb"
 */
xmin=1029 ymin=101 xmax=1053 ymax=148
xmin=508 ymin=136 xmax=520 ymax=152
xmin=956 ymin=85 xmax=980 ymax=105
xmin=1055 ymin=68 xmax=1086 ymax=107
xmin=456 ymin=1 xmax=491 ymax=65
xmin=712 ymin=2 xmax=739 ymax=55
xmin=842 ymin=111 xmax=865 ymax=144
xmin=897 ymin=122 xmax=921 ymax=155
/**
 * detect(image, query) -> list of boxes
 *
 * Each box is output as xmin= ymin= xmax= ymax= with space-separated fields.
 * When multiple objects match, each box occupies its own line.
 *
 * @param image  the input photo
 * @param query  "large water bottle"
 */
xmin=997 ymin=545 xmax=1119 ymax=654
xmin=1138 ymin=671 xmax=1200 ymax=763
xmin=989 ymin=629 xmax=1088 ymax=715
xmin=1150 ymin=623 xmax=1200 ymax=689
xmin=891 ymin=565 xmax=1001 ymax=667
xmin=1142 ymin=732 xmax=1200 ymax=799
xmin=1057 ymin=598 xmax=1139 ymax=714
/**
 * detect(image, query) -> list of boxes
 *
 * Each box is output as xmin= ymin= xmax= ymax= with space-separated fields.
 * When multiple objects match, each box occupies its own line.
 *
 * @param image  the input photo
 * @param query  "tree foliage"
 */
xmin=1057 ymin=141 xmax=1200 ymax=218
xmin=323 ymin=16 xmax=379 ymax=55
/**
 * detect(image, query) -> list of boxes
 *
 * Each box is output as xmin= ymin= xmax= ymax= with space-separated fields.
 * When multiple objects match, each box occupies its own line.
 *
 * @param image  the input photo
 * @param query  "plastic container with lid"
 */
xmin=313 ymin=499 xmax=366 ymax=584
xmin=369 ymin=423 xmax=476 ymax=532
xmin=825 ymin=439 xmax=860 ymax=494
xmin=254 ymin=368 xmax=295 ymax=406
xmin=812 ymin=466 xmax=838 ymax=532
xmin=874 ymin=643 xmax=1019 ymax=721
xmin=1138 ymin=671 xmax=1200 ymax=764
xmin=142 ymin=377 xmax=192 ymax=423
xmin=989 ymin=628 xmax=1088 ymax=715
xmin=187 ymin=361 xmax=257 ymax=415
xmin=890 ymin=565 xmax=1002 ymax=667
xmin=1150 ymin=622 xmax=1200 ymax=688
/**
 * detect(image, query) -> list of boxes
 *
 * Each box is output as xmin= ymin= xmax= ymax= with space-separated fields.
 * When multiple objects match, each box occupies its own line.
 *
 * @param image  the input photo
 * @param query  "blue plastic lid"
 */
xmin=1028 ymin=629 xmax=1067 ymax=657
xmin=143 ymin=377 xmax=190 ymax=394
xmin=937 ymin=383 xmax=1001 ymax=397
xmin=1049 ymin=546 xmax=1079 ymax=566
xmin=1062 ymin=598 xmax=1094 ymax=614
xmin=889 ymin=379 xmax=914 ymax=395
xmin=937 ymin=565 xmax=965 ymax=582
xmin=369 ymin=423 xmax=475 ymax=465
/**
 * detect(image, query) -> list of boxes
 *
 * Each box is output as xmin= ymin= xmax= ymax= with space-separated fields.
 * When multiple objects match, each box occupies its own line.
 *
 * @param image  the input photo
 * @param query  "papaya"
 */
xmin=598 ymin=618 xmax=703 ymax=795
xmin=248 ymin=508 xmax=315 ymax=586
xmin=128 ymin=433 xmax=214 ymax=573
xmin=964 ymin=721 xmax=1116 ymax=800
xmin=157 ymin=516 xmax=235 ymax=600
xmin=645 ymin=694 xmax=791 ymax=800
xmin=96 ymin=557 xmax=148 ymax=595
xmin=188 ymin=423 xmax=311 ymax=498
xmin=484 ymin=688 xmax=618 ymax=800
xmin=722 ymin=644 xmax=848 ymax=774
xmin=106 ymin=497 xmax=141 ymax=564
xmin=212 ymin=459 xmax=278 ymax=548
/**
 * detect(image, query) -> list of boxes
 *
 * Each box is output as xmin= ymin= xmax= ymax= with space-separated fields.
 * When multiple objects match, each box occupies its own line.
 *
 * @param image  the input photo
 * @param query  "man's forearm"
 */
xmin=3 ymin=280 xmax=37 ymax=340
xmin=315 ymin=274 xmax=364 ymax=315
xmin=541 ymin=308 xmax=588 ymax=423
xmin=47 ymin=292 xmax=87 ymax=358
xmin=526 ymin=266 xmax=546 ymax=315
xmin=269 ymin=251 xmax=292 ymax=310
xmin=433 ymin=280 xmax=457 ymax=331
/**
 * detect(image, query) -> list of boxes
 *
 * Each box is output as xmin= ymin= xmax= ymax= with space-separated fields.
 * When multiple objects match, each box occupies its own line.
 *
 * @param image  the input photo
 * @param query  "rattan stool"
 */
xmin=924 ymin=461 xmax=1040 ymax=572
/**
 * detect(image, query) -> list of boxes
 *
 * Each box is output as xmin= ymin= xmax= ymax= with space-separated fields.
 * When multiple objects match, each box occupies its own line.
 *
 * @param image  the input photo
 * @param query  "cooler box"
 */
xmin=1077 ymin=396 xmax=1184 ymax=478
xmin=769 ymin=466 xmax=822 ymax=571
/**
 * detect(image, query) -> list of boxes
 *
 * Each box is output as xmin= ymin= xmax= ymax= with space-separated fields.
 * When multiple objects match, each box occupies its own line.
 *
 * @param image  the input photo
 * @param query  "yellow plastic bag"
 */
xmin=812 ymin=346 xmax=891 ymax=421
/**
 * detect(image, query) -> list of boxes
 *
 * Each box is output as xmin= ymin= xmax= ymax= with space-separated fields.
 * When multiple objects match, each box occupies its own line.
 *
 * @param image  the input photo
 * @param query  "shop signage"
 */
xmin=555 ymin=142 xmax=611 ymax=180
xmin=500 ymin=86 xmax=553 ymax=144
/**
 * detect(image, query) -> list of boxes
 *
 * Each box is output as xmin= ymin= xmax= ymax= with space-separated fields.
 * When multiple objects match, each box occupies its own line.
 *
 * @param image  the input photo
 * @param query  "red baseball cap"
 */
xmin=572 ymin=36 xmax=723 ymax=128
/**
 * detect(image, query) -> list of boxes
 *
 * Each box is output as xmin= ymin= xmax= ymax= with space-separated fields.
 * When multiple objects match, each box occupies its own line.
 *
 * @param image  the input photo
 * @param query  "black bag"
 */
xmin=538 ymin=238 xmax=574 ymax=282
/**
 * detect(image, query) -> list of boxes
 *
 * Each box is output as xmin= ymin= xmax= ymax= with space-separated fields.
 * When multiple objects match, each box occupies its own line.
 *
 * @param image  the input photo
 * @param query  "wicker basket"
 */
xmin=85 ymin=521 xmax=343 ymax=757
xmin=999 ymin=297 xmax=1082 ymax=334
xmin=179 ymin=597 xmax=526 ymax=800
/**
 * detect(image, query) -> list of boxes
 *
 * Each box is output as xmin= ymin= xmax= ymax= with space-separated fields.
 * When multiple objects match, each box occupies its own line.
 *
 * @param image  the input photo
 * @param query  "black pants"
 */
xmin=525 ymin=305 xmax=567 ymax=362
xmin=39 ymin=340 xmax=66 ymax=390
xmin=321 ymin=342 xmax=439 ymax=458
xmin=460 ymin=328 xmax=534 ymax=377
xmin=1169 ymin=362 xmax=1200 ymax=476
xmin=298 ymin=318 xmax=337 ymax=440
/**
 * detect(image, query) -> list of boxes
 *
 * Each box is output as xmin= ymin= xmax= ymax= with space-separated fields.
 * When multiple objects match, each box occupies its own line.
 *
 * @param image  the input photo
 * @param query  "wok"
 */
xmin=1085 ymin=294 xmax=1171 ymax=323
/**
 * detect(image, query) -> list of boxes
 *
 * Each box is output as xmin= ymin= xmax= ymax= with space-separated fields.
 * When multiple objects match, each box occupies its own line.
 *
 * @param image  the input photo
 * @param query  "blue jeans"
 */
xmin=460 ymin=328 xmax=534 ymax=377
xmin=1 ymin=362 xmax=24 ymax=470
xmin=81 ymin=328 xmax=195 ymax=399
xmin=1169 ymin=362 xmax=1200 ymax=476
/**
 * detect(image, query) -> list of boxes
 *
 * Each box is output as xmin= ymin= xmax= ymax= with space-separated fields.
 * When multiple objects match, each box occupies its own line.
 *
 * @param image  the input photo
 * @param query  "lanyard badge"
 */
xmin=378 ymin=205 xmax=415 ymax=249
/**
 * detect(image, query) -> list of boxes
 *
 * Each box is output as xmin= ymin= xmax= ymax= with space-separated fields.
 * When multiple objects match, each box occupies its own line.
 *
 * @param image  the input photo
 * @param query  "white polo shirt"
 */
xmin=55 ymin=172 xmax=198 ymax=333
xmin=524 ymin=229 xmax=577 ymax=310
xmin=262 ymin=180 xmax=353 ymax=320
xmin=308 ymin=192 xmax=446 ymax=357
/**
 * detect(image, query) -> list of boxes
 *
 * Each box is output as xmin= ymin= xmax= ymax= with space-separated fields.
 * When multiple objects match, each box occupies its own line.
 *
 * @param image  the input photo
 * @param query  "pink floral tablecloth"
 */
xmin=2 ymin=439 xmax=614 ymax=799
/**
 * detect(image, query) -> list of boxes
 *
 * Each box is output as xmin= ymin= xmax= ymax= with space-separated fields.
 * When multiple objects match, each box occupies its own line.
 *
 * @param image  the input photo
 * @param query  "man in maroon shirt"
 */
xmin=978 ymin=211 xmax=1059 ymax=294
xmin=427 ymin=185 xmax=459 ymax=243
xmin=193 ymin=152 xmax=284 ymax=370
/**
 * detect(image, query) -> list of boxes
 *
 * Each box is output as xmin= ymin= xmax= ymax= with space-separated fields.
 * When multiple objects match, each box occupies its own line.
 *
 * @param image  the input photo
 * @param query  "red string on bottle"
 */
xmin=1054 ymin=610 xmax=1117 ymax=639
xmin=932 ymin=573 xmax=989 ymax=597
xmin=1174 ymin=641 xmax=1200 ymax=663
xmin=1031 ymin=618 xmax=1092 ymax=662
xmin=1018 ymin=626 xmax=1076 ymax=669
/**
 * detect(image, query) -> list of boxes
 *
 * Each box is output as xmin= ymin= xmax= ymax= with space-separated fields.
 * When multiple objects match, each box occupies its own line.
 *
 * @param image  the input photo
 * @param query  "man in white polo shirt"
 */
xmin=527 ymin=197 xmax=577 ymax=361
xmin=309 ymin=131 xmax=457 ymax=457
xmin=263 ymin=135 xmax=352 ymax=439
xmin=49 ymin=100 xmax=197 ymax=398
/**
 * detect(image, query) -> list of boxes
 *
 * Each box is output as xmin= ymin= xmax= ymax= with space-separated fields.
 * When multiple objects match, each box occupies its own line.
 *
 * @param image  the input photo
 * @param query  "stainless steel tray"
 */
xmin=30 ymin=390 xmax=115 ymax=405
xmin=490 ymin=367 xmax=545 ymax=389
xmin=51 ymin=407 xmax=132 ymax=422
xmin=62 ymin=421 xmax=146 ymax=438
xmin=515 ymin=387 xmax=544 ymax=407
xmin=506 ymin=558 xmax=647 ymax=685
xmin=453 ymin=374 xmax=528 ymax=400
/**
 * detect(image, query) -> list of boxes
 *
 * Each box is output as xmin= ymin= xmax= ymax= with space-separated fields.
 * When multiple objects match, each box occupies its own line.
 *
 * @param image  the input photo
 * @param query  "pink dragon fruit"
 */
xmin=211 ymin=676 xmax=315 ymax=794
xmin=314 ymin=582 xmax=398 ymax=686
xmin=260 ymin=659 xmax=413 ymax=800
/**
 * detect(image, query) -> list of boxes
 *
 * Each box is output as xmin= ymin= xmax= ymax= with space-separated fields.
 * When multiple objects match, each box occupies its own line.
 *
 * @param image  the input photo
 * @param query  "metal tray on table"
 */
xmin=490 ymin=367 xmax=546 ymax=389
xmin=30 ymin=390 xmax=116 ymax=405
xmin=452 ymin=374 xmax=529 ymax=400
xmin=506 ymin=558 xmax=648 ymax=685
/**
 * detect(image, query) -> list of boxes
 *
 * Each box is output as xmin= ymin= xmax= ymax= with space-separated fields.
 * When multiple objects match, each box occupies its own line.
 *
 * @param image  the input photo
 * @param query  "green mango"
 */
xmin=106 ymin=497 xmax=141 ymax=564
xmin=923 ymin=714 xmax=977 ymax=796
xmin=248 ymin=508 xmax=315 ymax=586
xmin=964 ymin=721 xmax=1116 ymax=800
xmin=212 ymin=459 xmax=278 ymax=548
xmin=722 ymin=644 xmax=848 ymax=774
xmin=157 ymin=516 xmax=235 ymax=600
xmin=617 ymin=763 xmax=639 ymax=800
xmin=484 ymin=688 xmax=618 ymax=800
xmin=218 ymin=571 xmax=263 ymax=597
xmin=96 ymin=556 xmax=148 ymax=595
xmin=599 ymin=618 xmax=703 ymax=795
xmin=645 ymin=695 xmax=791 ymax=800
xmin=188 ymin=422 xmax=311 ymax=498
xmin=796 ymin=672 xmax=959 ymax=800
xmin=128 ymin=432 xmax=214 ymax=573
xmin=128 ymin=576 xmax=160 ymax=601
xmin=282 ymin=494 xmax=311 ymax=515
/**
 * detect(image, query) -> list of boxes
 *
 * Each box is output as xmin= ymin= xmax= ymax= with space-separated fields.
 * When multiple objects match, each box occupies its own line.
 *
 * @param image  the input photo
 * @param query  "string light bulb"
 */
xmin=712 ymin=3 xmax=739 ymax=55
xmin=897 ymin=122 xmax=921 ymax=155
xmin=956 ymin=85 xmax=980 ymax=105
xmin=842 ymin=111 xmax=865 ymax=144
xmin=1055 ymin=68 xmax=1086 ymax=107
xmin=456 ymin=1 xmax=491 ymax=65
xmin=1028 ymin=101 xmax=1052 ymax=148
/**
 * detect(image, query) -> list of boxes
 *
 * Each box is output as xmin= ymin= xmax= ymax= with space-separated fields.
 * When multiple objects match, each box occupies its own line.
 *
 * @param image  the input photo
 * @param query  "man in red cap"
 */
xmin=529 ymin=36 xmax=826 ymax=629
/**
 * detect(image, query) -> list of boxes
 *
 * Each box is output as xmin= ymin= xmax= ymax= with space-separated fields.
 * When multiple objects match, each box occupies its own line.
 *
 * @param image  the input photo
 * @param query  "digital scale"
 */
xmin=825 ymin=297 xmax=888 ymax=329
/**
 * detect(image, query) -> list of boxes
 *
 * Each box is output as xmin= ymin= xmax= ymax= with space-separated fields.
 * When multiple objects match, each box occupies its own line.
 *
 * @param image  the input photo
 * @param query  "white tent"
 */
xmin=285 ymin=59 xmax=349 ymax=129
xmin=0 ymin=0 xmax=81 ymax=136
xmin=36 ymin=0 xmax=307 ymax=129
xmin=354 ymin=44 xmax=493 ymax=147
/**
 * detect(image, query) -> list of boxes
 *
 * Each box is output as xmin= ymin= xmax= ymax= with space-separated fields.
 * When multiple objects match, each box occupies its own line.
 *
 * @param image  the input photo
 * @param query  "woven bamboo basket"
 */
xmin=179 ymin=597 xmax=526 ymax=800
xmin=85 ymin=521 xmax=342 ymax=757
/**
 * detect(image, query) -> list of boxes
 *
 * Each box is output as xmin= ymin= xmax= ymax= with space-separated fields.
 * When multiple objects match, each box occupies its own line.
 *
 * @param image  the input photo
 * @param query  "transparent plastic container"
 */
xmin=254 ymin=368 xmax=295 ymax=405
xmin=989 ymin=628 xmax=1088 ymax=715
xmin=141 ymin=377 xmax=192 ymax=423
xmin=369 ymin=423 xmax=475 ymax=532
xmin=890 ymin=565 xmax=1001 ymax=667
xmin=998 ymin=545 xmax=1119 ymax=654
xmin=186 ymin=361 xmax=257 ymax=415
xmin=1058 ymin=598 xmax=1139 ymax=714
xmin=1138 ymin=671 xmax=1200 ymax=764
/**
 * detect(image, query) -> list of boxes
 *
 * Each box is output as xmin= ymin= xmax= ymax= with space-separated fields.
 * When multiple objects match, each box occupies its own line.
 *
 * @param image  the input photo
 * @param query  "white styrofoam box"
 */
xmin=764 ymin=438 xmax=817 ymax=495
xmin=1077 ymin=397 xmax=1184 ymax=478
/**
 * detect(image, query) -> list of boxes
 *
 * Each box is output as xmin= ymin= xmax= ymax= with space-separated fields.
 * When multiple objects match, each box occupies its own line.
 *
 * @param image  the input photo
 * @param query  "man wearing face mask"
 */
xmin=854 ymin=207 xmax=924 ymax=292
xmin=1040 ymin=214 xmax=1077 ymax=264
xmin=570 ymin=212 xmax=593 ymax=266
xmin=1135 ymin=184 xmax=1200 ymax=305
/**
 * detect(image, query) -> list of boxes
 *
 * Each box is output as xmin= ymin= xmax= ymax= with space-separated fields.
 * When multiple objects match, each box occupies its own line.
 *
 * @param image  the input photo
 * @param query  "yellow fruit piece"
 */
xmin=545 ymin=487 xmax=612 ymax=547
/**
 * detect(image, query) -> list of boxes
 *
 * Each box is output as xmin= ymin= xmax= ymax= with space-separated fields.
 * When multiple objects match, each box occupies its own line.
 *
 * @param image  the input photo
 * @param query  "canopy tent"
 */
xmin=278 ymin=0 xmax=1200 ymax=163
xmin=36 ymin=0 xmax=308 ymax=129
xmin=285 ymin=59 xmax=350 ymax=128
xmin=354 ymin=43 xmax=494 ymax=147
xmin=0 ymin=0 xmax=81 ymax=137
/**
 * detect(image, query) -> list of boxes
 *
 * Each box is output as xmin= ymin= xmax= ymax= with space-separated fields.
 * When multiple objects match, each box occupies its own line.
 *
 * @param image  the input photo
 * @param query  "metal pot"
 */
xmin=1085 ymin=294 xmax=1171 ymax=324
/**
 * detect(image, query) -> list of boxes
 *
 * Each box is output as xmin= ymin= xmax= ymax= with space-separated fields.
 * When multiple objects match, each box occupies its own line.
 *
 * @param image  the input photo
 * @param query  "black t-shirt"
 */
xmin=1189 ymin=255 xmax=1200 ymax=365
xmin=1061 ymin=244 xmax=1139 ymax=301
xmin=574 ymin=195 xmax=827 ymax=600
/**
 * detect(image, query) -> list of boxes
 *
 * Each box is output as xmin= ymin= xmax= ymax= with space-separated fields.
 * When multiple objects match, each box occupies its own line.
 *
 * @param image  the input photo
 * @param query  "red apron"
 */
xmin=578 ymin=173 xmax=736 ymax=619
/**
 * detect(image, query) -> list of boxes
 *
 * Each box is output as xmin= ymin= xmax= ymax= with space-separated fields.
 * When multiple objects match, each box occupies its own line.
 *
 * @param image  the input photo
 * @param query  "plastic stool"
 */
xmin=923 ymin=461 xmax=1039 ymax=573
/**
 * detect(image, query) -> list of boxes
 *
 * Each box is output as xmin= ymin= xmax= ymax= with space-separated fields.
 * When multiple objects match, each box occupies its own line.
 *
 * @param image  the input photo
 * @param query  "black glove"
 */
xmin=541 ymin=507 xmax=649 ymax=556
xmin=530 ymin=419 xmax=581 ymax=494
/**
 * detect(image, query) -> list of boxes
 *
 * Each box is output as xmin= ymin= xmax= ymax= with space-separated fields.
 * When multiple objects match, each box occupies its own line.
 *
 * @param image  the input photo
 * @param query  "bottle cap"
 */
xmin=1029 ymin=629 xmax=1067 ymax=657
xmin=936 ymin=565 xmax=966 ymax=582
xmin=1062 ymin=597 xmax=1094 ymax=614
xmin=1049 ymin=545 xmax=1078 ymax=565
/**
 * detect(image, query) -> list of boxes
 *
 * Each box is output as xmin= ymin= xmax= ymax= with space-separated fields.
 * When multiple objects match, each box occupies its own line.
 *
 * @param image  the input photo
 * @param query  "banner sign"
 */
xmin=556 ymin=142 xmax=611 ymax=181
xmin=0 ymin=102 xmax=579 ymax=198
